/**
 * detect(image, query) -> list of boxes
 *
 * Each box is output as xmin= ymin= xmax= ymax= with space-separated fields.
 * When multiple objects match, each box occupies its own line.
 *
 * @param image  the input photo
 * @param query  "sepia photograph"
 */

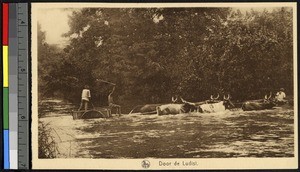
xmin=31 ymin=2 xmax=297 ymax=170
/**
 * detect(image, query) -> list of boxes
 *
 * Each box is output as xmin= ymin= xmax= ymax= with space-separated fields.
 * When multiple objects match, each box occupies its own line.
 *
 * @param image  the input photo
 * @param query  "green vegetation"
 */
xmin=38 ymin=122 xmax=57 ymax=158
xmin=38 ymin=7 xmax=293 ymax=108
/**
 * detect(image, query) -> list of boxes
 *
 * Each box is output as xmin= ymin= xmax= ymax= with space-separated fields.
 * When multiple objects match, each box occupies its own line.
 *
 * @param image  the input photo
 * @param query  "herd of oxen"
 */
xmin=129 ymin=93 xmax=288 ymax=115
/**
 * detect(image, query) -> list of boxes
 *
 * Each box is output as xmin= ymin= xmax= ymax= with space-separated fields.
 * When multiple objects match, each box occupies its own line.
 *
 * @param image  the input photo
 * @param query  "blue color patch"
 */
xmin=4 ymin=130 xmax=10 ymax=169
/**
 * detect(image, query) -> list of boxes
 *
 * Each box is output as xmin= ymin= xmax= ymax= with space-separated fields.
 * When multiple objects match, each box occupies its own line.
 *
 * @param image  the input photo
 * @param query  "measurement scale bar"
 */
xmin=17 ymin=3 xmax=29 ymax=169
xmin=9 ymin=3 xmax=18 ymax=169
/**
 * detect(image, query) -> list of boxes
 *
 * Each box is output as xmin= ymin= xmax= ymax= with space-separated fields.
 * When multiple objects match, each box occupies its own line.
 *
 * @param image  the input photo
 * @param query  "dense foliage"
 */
xmin=38 ymin=122 xmax=57 ymax=158
xmin=38 ymin=7 xmax=294 ymax=109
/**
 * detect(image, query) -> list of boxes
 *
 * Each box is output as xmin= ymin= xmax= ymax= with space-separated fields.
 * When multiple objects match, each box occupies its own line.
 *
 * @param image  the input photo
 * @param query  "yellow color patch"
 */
xmin=3 ymin=46 xmax=8 ymax=87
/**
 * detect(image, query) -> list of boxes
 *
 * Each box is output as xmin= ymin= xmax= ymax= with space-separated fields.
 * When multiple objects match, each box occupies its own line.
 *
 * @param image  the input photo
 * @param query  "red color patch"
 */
xmin=2 ymin=3 xmax=9 ymax=45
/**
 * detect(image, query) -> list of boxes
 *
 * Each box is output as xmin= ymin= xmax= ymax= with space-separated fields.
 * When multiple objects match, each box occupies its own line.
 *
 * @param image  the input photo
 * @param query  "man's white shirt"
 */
xmin=81 ymin=89 xmax=91 ymax=101
xmin=276 ymin=91 xmax=286 ymax=101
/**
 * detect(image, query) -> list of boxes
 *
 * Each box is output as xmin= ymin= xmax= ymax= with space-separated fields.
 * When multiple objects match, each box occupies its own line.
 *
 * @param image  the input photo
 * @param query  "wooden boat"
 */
xmin=72 ymin=107 xmax=111 ymax=120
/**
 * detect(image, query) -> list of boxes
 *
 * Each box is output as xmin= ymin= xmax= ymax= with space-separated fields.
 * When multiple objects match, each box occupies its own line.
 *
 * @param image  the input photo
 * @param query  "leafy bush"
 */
xmin=38 ymin=121 xmax=57 ymax=158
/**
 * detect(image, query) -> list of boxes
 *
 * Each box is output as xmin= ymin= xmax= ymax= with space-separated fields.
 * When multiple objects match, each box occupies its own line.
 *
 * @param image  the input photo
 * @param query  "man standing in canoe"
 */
xmin=78 ymin=85 xmax=91 ymax=111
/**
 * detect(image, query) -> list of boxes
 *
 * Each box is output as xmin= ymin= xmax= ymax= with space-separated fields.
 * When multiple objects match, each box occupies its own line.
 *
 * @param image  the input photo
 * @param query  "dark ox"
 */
xmin=156 ymin=102 xmax=197 ymax=115
xmin=198 ymin=95 xmax=235 ymax=113
xmin=242 ymin=94 xmax=276 ymax=111
xmin=140 ymin=104 xmax=161 ymax=114
xmin=129 ymin=104 xmax=162 ymax=115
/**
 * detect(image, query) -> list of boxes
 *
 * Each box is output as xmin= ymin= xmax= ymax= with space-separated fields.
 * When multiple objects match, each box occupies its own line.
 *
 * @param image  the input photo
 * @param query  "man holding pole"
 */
xmin=96 ymin=79 xmax=121 ymax=116
xmin=108 ymin=85 xmax=122 ymax=116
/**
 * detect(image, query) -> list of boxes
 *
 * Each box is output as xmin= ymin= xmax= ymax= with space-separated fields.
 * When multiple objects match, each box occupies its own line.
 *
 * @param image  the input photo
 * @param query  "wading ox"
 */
xmin=207 ymin=94 xmax=221 ymax=104
xmin=242 ymin=94 xmax=276 ymax=111
xmin=198 ymin=95 xmax=235 ymax=113
xmin=156 ymin=102 xmax=197 ymax=115
xmin=129 ymin=96 xmax=186 ymax=115
xmin=180 ymin=94 xmax=221 ymax=107
xmin=129 ymin=104 xmax=162 ymax=115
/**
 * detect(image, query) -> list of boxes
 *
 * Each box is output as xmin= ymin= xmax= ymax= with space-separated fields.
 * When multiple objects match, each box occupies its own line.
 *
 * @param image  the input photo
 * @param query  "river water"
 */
xmin=39 ymin=99 xmax=294 ymax=158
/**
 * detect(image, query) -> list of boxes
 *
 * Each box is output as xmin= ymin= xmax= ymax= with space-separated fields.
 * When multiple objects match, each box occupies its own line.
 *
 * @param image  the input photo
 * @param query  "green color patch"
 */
xmin=3 ymin=88 xmax=9 ymax=129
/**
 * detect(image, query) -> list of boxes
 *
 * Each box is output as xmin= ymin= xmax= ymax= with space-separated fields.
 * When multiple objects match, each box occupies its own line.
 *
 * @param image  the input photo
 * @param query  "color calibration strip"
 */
xmin=2 ymin=3 xmax=29 ymax=169
xmin=3 ymin=2 xmax=10 ymax=170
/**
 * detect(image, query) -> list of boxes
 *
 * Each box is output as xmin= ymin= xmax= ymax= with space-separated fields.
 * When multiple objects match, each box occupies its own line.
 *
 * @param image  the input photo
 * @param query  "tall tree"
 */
xmin=39 ymin=7 xmax=294 ymax=108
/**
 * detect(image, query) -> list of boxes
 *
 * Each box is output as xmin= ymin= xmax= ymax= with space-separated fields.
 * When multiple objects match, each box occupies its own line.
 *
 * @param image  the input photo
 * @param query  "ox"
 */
xmin=129 ymin=104 xmax=162 ymax=114
xmin=180 ymin=94 xmax=221 ymax=107
xmin=242 ymin=94 xmax=276 ymax=111
xmin=129 ymin=96 xmax=185 ymax=115
xmin=140 ymin=104 xmax=161 ymax=114
xmin=207 ymin=94 xmax=221 ymax=104
xmin=198 ymin=95 xmax=235 ymax=113
xmin=156 ymin=102 xmax=197 ymax=115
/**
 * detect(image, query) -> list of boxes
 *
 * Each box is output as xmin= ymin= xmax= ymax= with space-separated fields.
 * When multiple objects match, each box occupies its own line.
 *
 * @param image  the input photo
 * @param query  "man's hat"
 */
xmin=280 ymin=88 xmax=284 ymax=91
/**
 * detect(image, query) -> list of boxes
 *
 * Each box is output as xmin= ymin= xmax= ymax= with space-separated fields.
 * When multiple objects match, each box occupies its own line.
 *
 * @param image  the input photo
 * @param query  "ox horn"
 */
xmin=215 ymin=94 xmax=219 ymax=100
xmin=268 ymin=92 xmax=272 ymax=99
xmin=264 ymin=94 xmax=268 ymax=99
xmin=224 ymin=94 xmax=230 ymax=100
xmin=210 ymin=95 xmax=213 ymax=100
xmin=180 ymin=97 xmax=187 ymax=103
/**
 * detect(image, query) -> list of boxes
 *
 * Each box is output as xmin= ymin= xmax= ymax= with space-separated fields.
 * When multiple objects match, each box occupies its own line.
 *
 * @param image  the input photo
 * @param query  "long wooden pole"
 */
xmin=97 ymin=79 xmax=116 ymax=85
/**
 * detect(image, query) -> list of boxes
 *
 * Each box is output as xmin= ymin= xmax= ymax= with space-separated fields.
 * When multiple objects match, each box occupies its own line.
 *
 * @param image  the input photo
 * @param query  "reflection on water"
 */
xmin=39 ymin=100 xmax=294 ymax=158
